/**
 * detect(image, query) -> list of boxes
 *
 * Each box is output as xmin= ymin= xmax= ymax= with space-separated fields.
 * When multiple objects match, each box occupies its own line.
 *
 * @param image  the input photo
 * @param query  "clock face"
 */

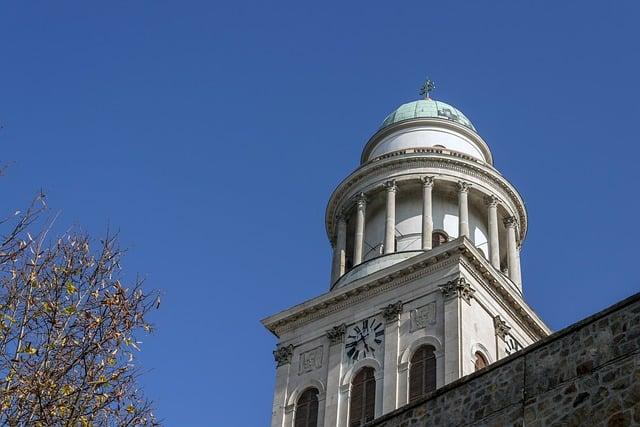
xmin=345 ymin=317 xmax=384 ymax=361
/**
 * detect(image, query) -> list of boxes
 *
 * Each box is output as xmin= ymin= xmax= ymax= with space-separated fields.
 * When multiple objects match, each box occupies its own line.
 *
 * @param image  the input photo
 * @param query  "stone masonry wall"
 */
xmin=368 ymin=292 xmax=640 ymax=427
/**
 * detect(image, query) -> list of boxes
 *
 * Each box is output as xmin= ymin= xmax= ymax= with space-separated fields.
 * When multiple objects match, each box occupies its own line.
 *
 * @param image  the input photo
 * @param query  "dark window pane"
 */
xmin=409 ymin=345 xmax=436 ymax=402
xmin=295 ymin=388 xmax=319 ymax=427
xmin=474 ymin=352 xmax=488 ymax=371
xmin=349 ymin=367 xmax=376 ymax=427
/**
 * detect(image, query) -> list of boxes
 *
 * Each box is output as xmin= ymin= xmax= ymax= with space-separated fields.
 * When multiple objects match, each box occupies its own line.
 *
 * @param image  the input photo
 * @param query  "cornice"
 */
xmin=324 ymin=154 xmax=528 ymax=243
xmin=261 ymin=238 xmax=549 ymax=339
xmin=455 ymin=244 xmax=550 ymax=339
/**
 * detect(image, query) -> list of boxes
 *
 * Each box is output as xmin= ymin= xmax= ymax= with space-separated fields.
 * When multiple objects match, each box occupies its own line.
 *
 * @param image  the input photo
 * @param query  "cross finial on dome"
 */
xmin=420 ymin=78 xmax=436 ymax=99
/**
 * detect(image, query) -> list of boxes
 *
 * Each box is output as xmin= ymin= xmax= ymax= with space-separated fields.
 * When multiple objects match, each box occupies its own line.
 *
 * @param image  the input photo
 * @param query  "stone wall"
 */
xmin=368 ymin=292 xmax=640 ymax=427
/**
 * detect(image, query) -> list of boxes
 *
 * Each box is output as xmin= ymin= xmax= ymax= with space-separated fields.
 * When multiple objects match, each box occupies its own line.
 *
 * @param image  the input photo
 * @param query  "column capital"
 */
xmin=484 ymin=194 xmax=499 ymax=207
xmin=457 ymin=181 xmax=471 ymax=193
xmin=493 ymin=315 xmax=511 ymax=339
xmin=355 ymin=192 xmax=367 ymax=209
xmin=383 ymin=179 xmax=397 ymax=193
xmin=439 ymin=277 xmax=475 ymax=303
xmin=382 ymin=301 xmax=403 ymax=323
xmin=273 ymin=344 xmax=294 ymax=367
xmin=420 ymin=176 xmax=434 ymax=188
xmin=326 ymin=323 xmax=347 ymax=345
xmin=503 ymin=216 xmax=518 ymax=228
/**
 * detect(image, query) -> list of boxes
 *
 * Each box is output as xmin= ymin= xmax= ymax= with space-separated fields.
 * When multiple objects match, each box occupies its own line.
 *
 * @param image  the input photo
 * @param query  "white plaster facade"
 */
xmin=262 ymin=94 xmax=550 ymax=427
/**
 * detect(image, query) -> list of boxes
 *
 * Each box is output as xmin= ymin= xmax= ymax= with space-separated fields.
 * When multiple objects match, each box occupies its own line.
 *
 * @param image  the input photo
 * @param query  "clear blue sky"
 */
xmin=1 ymin=1 xmax=639 ymax=425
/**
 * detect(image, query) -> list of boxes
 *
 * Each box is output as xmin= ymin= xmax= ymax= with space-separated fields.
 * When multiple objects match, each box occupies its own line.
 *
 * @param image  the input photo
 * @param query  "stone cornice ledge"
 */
xmin=457 ymin=243 xmax=551 ymax=338
xmin=261 ymin=238 xmax=550 ymax=338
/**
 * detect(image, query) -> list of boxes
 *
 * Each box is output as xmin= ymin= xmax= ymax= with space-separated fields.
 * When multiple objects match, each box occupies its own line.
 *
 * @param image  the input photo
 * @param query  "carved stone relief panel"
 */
xmin=298 ymin=346 xmax=323 ymax=375
xmin=410 ymin=302 xmax=436 ymax=332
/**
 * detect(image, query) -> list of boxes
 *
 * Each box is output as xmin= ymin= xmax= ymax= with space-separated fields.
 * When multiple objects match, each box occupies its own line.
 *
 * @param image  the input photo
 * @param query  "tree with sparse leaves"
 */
xmin=0 ymin=193 xmax=159 ymax=426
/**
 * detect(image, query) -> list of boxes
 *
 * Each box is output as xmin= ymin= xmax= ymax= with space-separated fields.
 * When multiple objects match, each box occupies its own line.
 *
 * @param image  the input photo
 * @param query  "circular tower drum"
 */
xmin=326 ymin=91 xmax=526 ymax=293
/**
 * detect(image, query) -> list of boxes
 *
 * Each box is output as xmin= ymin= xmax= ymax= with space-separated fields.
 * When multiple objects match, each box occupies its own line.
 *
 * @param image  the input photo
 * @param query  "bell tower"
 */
xmin=262 ymin=81 xmax=550 ymax=427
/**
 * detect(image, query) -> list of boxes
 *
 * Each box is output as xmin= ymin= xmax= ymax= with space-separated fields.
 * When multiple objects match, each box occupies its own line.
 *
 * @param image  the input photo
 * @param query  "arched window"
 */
xmin=432 ymin=231 xmax=448 ymax=248
xmin=474 ymin=351 xmax=488 ymax=372
xmin=409 ymin=345 xmax=436 ymax=402
xmin=295 ymin=388 xmax=319 ymax=427
xmin=349 ymin=367 xmax=376 ymax=427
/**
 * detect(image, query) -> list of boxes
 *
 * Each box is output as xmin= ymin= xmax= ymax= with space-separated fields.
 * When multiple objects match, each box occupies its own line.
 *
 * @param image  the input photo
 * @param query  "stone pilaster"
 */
xmin=382 ymin=301 xmax=403 ymax=413
xmin=271 ymin=344 xmax=294 ymax=427
xmin=324 ymin=324 xmax=346 ymax=427
xmin=440 ymin=278 xmax=474 ymax=383
xmin=493 ymin=315 xmax=511 ymax=359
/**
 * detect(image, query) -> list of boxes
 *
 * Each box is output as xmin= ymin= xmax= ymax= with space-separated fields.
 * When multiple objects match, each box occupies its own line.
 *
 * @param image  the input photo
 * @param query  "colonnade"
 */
xmin=331 ymin=177 xmax=522 ymax=288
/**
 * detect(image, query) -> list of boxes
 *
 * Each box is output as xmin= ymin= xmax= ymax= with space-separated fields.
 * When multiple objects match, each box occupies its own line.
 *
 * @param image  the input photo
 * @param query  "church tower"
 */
xmin=262 ymin=81 xmax=550 ymax=427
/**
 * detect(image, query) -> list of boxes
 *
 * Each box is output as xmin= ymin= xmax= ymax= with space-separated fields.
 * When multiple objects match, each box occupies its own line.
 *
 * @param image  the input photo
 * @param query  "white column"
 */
xmin=457 ymin=181 xmax=471 ymax=238
xmin=324 ymin=325 xmax=346 ymax=427
xmin=271 ymin=345 xmax=293 ymax=427
xmin=421 ymin=176 xmax=434 ymax=250
xmin=515 ymin=245 xmax=523 ymax=288
xmin=383 ymin=180 xmax=397 ymax=255
xmin=485 ymin=195 xmax=500 ymax=269
xmin=503 ymin=216 xmax=521 ymax=287
xmin=381 ymin=301 xmax=402 ymax=413
xmin=331 ymin=215 xmax=347 ymax=283
xmin=353 ymin=193 xmax=367 ymax=265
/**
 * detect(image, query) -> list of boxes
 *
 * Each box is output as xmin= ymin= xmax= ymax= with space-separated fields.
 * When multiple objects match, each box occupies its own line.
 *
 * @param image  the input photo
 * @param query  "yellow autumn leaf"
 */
xmin=63 ymin=306 xmax=76 ymax=315
xmin=126 ymin=404 xmax=135 ymax=414
xmin=65 ymin=281 xmax=76 ymax=294
xmin=22 ymin=344 xmax=37 ymax=355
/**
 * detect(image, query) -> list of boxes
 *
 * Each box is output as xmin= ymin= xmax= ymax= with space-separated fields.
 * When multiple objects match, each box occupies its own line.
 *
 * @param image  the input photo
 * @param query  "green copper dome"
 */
xmin=380 ymin=99 xmax=476 ymax=131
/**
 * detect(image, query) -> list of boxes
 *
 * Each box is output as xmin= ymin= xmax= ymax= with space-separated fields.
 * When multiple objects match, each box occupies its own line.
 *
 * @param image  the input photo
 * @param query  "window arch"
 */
xmin=294 ymin=388 xmax=319 ymax=427
xmin=349 ymin=367 xmax=376 ymax=427
xmin=474 ymin=351 xmax=488 ymax=372
xmin=409 ymin=345 xmax=436 ymax=402
xmin=432 ymin=231 xmax=448 ymax=248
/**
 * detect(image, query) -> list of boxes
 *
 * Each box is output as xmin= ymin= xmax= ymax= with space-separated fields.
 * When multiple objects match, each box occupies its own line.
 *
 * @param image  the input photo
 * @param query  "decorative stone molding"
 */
xmin=493 ymin=315 xmax=511 ymax=339
xmin=410 ymin=302 xmax=437 ymax=331
xmin=298 ymin=346 xmax=323 ymax=375
xmin=484 ymin=194 xmax=499 ymax=207
xmin=382 ymin=301 xmax=403 ymax=323
xmin=384 ymin=179 xmax=397 ymax=193
xmin=420 ymin=175 xmax=434 ymax=188
xmin=456 ymin=181 xmax=471 ymax=193
xmin=326 ymin=323 xmax=347 ymax=345
xmin=273 ymin=344 xmax=294 ymax=367
xmin=355 ymin=192 xmax=367 ymax=209
xmin=503 ymin=216 xmax=518 ymax=228
xmin=263 ymin=240 xmax=549 ymax=339
xmin=439 ymin=277 xmax=475 ymax=303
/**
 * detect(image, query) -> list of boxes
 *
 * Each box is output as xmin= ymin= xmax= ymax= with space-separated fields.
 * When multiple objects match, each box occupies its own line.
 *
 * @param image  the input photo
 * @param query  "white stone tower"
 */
xmin=262 ymin=81 xmax=550 ymax=427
